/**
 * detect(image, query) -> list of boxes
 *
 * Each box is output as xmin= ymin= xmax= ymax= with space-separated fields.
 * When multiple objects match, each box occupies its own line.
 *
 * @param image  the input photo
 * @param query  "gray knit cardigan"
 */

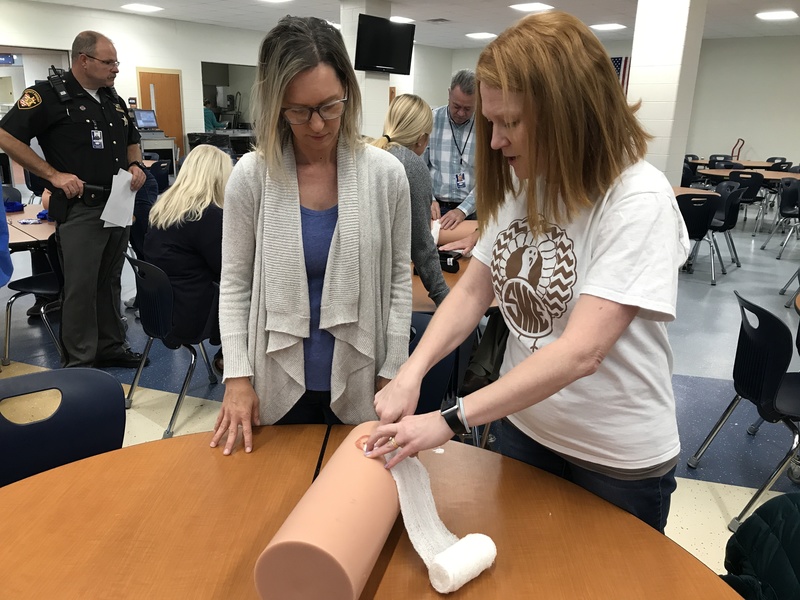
xmin=219 ymin=139 xmax=412 ymax=424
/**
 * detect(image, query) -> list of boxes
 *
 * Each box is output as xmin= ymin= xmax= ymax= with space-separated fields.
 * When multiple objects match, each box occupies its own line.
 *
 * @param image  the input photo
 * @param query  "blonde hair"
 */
xmin=251 ymin=16 xmax=362 ymax=179
xmin=371 ymin=94 xmax=432 ymax=152
xmin=149 ymin=145 xmax=232 ymax=230
xmin=475 ymin=11 xmax=651 ymax=235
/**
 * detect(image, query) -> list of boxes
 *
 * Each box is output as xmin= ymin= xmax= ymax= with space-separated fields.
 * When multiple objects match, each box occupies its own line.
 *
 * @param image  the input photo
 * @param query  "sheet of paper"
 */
xmin=101 ymin=169 xmax=136 ymax=228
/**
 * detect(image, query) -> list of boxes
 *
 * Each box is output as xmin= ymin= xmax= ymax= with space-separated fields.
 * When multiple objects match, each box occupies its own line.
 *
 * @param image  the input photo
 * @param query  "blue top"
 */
xmin=300 ymin=204 xmax=338 ymax=391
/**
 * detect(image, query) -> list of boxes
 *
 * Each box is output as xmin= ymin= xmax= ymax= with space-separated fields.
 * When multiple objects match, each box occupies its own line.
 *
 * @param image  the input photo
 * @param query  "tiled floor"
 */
xmin=1 ymin=200 xmax=799 ymax=577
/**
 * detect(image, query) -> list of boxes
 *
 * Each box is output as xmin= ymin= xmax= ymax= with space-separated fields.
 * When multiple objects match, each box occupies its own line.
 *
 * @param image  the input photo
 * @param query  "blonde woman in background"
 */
xmin=372 ymin=94 xmax=449 ymax=306
xmin=210 ymin=16 xmax=411 ymax=455
xmin=144 ymin=144 xmax=232 ymax=372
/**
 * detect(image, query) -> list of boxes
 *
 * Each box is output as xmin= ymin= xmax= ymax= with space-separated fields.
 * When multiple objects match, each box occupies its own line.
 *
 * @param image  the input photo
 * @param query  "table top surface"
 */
xmin=6 ymin=204 xmax=54 ymax=245
xmin=0 ymin=425 xmax=739 ymax=599
xmin=689 ymin=159 xmax=775 ymax=169
xmin=673 ymin=186 xmax=719 ymax=196
xmin=703 ymin=168 xmax=800 ymax=181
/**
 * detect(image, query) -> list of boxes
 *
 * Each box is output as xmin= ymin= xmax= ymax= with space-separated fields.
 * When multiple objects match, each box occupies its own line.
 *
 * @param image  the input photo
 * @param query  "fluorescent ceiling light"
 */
xmin=466 ymin=32 xmax=497 ymax=40
xmin=590 ymin=23 xmax=627 ymax=31
xmin=390 ymin=16 xmax=414 ymax=24
xmin=121 ymin=3 xmax=163 ymax=12
xmin=509 ymin=3 xmax=553 ymax=11
xmin=755 ymin=10 xmax=798 ymax=21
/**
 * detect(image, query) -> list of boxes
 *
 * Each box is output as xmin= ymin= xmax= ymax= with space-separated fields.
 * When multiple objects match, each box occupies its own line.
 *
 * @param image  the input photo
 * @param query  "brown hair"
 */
xmin=475 ymin=11 xmax=651 ymax=234
xmin=252 ymin=16 xmax=362 ymax=178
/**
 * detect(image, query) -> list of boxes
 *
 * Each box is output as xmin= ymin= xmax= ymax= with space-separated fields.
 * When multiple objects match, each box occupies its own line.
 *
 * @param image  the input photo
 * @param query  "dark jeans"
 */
xmin=275 ymin=390 xmax=342 ymax=425
xmin=496 ymin=419 xmax=677 ymax=532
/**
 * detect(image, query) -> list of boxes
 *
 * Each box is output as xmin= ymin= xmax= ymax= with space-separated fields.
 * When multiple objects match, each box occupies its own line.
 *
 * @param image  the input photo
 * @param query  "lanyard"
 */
xmin=447 ymin=110 xmax=474 ymax=167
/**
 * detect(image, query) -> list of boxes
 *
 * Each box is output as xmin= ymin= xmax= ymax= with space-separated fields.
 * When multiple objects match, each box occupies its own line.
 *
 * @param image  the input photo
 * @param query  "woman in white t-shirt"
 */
xmin=365 ymin=10 xmax=690 ymax=532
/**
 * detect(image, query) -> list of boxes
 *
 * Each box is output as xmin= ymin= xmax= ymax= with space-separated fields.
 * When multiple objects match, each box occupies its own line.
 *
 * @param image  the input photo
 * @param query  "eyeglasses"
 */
xmin=81 ymin=53 xmax=120 ymax=67
xmin=282 ymin=97 xmax=348 ymax=125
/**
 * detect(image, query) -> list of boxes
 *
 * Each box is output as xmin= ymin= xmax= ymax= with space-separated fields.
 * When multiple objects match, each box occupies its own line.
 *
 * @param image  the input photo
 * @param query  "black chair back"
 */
xmin=23 ymin=170 xmax=46 ymax=197
xmin=712 ymin=188 xmax=746 ymax=232
xmin=125 ymin=256 xmax=174 ymax=340
xmin=685 ymin=154 xmax=699 ymax=161
xmin=778 ymin=178 xmax=800 ymax=218
xmin=789 ymin=166 xmax=800 ymax=173
xmin=2 ymin=184 xmax=22 ymax=203
xmin=766 ymin=156 xmax=787 ymax=163
xmin=142 ymin=152 xmax=160 ymax=161
xmin=676 ymin=193 xmax=721 ymax=241
xmin=732 ymin=292 xmax=793 ymax=423
xmin=709 ymin=154 xmax=732 ymax=163
xmin=149 ymin=160 xmax=171 ymax=193
xmin=768 ymin=161 xmax=792 ymax=172
xmin=729 ymin=171 xmax=764 ymax=202
xmin=681 ymin=163 xmax=694 ymax=187
xmin=0 ymin=369 xmax=125 ymax=487
xmin=715 ymin=161 xmax=743 ymax=170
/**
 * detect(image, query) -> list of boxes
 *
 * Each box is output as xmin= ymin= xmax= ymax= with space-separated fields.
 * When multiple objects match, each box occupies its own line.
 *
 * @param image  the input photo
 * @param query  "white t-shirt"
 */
xmin=472 ymin=160 xmax=690 ymax=469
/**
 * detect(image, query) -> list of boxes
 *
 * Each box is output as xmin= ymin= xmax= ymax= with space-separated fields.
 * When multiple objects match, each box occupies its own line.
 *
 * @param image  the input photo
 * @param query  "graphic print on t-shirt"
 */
xmin=490 ymin=218 xmax=577 ymax=351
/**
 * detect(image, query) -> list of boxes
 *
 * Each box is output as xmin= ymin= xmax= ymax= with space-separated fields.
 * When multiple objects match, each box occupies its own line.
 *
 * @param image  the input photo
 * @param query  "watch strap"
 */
xmin=441 ymin=404 xmax=468 ymax=435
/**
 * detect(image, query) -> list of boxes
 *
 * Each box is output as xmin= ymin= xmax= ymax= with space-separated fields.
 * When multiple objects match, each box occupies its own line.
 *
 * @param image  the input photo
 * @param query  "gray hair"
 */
xmin=71 ymin=31 xmax=109 ymax=62
xmin=450 ymin=69 xmax=476 ymax=96
xmin=251 ymin=16 xmax=363 ymax=178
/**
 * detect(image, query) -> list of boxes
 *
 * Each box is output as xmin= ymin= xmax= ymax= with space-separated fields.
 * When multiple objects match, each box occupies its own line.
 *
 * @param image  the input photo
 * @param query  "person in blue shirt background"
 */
xmin=204 ymin=100 xmax=226 ymax=133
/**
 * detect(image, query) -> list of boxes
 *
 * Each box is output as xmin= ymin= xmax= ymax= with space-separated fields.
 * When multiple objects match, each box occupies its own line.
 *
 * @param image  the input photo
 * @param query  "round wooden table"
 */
xmin=0 ymin=425 xmax=739 ymax=599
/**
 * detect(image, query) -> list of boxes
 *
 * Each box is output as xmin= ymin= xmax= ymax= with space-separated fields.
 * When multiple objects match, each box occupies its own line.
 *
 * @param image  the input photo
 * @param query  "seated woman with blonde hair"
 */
xmin=144 ymin=144 xmax=232 ymax=371
xmin=372 ymin=94 xmax=449 ymax=306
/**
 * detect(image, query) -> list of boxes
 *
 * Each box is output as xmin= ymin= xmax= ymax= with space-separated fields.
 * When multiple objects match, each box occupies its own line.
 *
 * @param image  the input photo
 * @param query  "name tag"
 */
xmin=91 ymin=129 xmax=104 ymax=150
xmin=455 ymin=172 xmax=466 ymax=189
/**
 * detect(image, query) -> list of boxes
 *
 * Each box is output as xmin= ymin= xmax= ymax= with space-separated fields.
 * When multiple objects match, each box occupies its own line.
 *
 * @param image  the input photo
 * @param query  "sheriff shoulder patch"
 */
xmin=18 ymin=89 xmax=42 ymax=110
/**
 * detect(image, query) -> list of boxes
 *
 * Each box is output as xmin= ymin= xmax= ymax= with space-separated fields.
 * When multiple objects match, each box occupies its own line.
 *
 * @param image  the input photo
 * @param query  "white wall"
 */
xmin=411 ymin=45 xmax=453 ymax=109
xmin=0 ymin=66 xmax=25 ymax=103
xmin=20 ymin=53 xmax=70 ymax=87
xmin=687 ymin=35 xmax=800 ymax=162
xmin=227 ymin=64 xmax=256 ymax=124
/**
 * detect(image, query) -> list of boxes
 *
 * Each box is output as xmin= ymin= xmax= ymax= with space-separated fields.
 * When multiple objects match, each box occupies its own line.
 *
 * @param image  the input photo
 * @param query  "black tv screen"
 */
xmin=354 ymin=14 xmax=415 ymax=76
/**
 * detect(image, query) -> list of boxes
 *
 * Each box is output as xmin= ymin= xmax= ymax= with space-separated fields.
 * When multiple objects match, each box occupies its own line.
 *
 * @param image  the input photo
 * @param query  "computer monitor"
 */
xmin=133 ymin=109 xmax=159 ymax=130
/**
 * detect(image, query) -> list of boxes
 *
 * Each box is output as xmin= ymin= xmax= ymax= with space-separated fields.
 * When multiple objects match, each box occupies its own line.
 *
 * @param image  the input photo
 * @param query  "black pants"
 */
xmin=57 ymin=200 xmax=128 ymax=367
xmin=275 ymin=390 xmax=342 ymax=425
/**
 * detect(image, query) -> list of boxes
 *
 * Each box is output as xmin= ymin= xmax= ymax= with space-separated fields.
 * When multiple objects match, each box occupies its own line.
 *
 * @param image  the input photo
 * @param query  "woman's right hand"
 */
xmin=210 ymin=377 xmax=261 ymax=455
xmin=374 ymin=369 xmax=423 ymax=425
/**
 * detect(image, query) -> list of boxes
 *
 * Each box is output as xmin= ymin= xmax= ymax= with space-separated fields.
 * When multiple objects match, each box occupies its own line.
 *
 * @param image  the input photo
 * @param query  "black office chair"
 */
xmin=124 ymin=256 xmax=218 ymax=438
xmin=677 ymin=192 xmax=724 ymax=285
xmin=680 ymin=163 xmax=695 ymax=187
xmin=768 ymin=161 xmax=792 ymax=172
xmin=2 ymin=184 xmax=23 ymax=206
xmin=766 ymin=156 xmax=787 ymax=164
xmin=23 ymin=169 xmax=47 ymax=203
xmin=728 ymin=170 xmax=766 ymax=235
xmin=687 ymin=292 xmax=800 ymax=531
xmin=142 ymin=151 xmax=160 ymax=161
xmin=149 ymin=159 xmax=171 ymax=193
xmin=710 ymin=187 xmax=745 ymax=268
xmin=2 ymin=233 xmax=63 ymax=366
xmin=0 ymin=368 xmax=125 ymax=487
xmin=708 ymin=154 xmax=733 ymax=169
xmin=760 ymin=178 xmax=800 ymax=258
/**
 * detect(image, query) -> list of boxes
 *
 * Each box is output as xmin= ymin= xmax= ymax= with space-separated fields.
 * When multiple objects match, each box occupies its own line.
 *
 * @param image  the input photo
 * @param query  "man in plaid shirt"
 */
xmin=423 ymin=70 xmax=477 ymax=230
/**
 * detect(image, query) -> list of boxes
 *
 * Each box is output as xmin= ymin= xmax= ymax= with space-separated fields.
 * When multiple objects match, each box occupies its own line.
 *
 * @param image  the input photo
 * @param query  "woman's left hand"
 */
xmin=364 ymin=411 xmax=453 ymax=469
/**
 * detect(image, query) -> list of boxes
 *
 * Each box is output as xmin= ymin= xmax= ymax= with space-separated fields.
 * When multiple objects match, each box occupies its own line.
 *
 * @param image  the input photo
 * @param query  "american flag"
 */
xmin=611 ymin=56 xmax=630 ymax=94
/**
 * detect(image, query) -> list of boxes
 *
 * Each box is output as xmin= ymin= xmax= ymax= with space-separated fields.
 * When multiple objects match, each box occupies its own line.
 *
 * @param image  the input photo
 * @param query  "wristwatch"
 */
xmin=128 ymin=160 xmax=147 ymax=171
xmin=441 ymin=401 xmax=470 ymax=435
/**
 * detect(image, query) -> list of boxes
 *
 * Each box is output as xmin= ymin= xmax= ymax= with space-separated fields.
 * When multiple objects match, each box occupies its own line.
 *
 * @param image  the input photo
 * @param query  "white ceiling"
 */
xmin=25 ymin=0 xmax=800 ymax=49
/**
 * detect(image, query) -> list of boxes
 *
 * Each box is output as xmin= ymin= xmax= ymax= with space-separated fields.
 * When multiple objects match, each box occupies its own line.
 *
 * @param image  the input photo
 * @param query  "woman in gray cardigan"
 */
xmin=372 ymin=94 xmax=450 ymax=307
xmin=210 ymin=16 xmax=412 ymax=455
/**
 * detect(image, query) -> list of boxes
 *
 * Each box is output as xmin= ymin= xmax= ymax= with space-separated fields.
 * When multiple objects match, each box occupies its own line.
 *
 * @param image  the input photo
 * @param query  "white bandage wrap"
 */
xmin=388 ymin=454 xmax=497 ymax=594
xmin=431 ymin=219 xmax=441 ymax=245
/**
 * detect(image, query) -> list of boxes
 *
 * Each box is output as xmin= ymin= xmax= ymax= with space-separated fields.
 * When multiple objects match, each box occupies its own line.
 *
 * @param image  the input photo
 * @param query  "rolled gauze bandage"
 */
xmin=389 ymin=452 xmax=497 ymax=593
xmin=429 ymin=534 xmax=497 ymax=593
xmin=253 ymin=423 xmax=399 ymax=600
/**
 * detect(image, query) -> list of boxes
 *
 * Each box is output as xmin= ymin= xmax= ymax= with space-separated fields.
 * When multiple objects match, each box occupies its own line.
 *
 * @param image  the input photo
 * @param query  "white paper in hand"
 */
xmin=101 ymin=169 xmax=136 ymax=228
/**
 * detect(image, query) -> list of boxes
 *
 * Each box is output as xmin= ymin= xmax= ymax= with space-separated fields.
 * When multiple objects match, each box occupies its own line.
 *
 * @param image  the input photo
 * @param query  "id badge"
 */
xmin=455 ymin=171 xmax=466 ymax=189
xmin=91 ymin=129 xmax=104 ymax=149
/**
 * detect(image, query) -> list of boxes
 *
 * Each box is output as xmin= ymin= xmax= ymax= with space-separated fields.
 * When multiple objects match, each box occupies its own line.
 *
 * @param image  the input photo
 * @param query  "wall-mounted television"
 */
xmin=354 ymin=14 xmax=415 ymax=76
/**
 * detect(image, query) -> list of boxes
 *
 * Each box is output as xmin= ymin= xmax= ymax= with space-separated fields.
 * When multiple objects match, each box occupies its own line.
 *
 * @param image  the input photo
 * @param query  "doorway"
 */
xmin=136 ymin=69 xmax=185 ymax=157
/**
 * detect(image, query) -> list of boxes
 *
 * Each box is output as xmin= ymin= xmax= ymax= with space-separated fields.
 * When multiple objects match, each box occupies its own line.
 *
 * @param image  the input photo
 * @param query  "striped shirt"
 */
xmin=423 ymin=105 xmax=477 ymax=216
